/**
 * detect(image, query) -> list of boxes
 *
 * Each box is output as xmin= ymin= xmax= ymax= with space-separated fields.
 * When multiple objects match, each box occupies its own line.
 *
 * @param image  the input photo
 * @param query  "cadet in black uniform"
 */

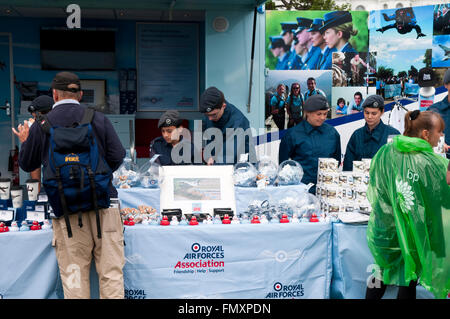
xmin=149 ymin=110 xmax=198 ymax=165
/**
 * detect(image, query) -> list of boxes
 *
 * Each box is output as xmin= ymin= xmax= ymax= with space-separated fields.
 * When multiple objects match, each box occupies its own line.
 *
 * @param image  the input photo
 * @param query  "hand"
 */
xmin=206 ymin=157 xmax=215 ymax=166
xmin=444 ymin=143 xmax=449 ymax=152
xmin=12 ymin=120 xmax=30 ymax=143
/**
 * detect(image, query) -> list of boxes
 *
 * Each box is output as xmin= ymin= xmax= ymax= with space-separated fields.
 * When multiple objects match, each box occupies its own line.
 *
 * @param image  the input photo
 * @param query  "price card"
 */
xmin=37 ymin=194 xmax=48 ymax=202
xmin=0 ymin=209 xmax=14 ymax=221
xmin=35 ymin=204 xmax=46 ymax=212
xmin=26 ymin=211 xmax=46 ymax=222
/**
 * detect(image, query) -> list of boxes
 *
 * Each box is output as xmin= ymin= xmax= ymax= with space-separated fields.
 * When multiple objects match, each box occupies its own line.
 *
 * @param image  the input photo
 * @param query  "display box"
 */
xmin=159 ymin=165 xmax=236 ymax=217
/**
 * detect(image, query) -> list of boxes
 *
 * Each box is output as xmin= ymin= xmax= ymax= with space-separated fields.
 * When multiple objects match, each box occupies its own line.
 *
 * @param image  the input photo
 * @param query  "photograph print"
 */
xmin=369 ymin=5 xmax=433 ymax=53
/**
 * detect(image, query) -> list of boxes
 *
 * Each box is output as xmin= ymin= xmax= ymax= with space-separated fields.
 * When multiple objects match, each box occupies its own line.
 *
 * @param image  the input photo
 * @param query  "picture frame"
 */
xmin=79 ymin=79 xmax=107 ymax=110
xmin=159 ymin=165 xmax=236 ymax=217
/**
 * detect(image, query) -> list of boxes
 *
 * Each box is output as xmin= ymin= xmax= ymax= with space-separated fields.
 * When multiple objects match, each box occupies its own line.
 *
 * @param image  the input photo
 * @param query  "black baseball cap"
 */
xmin=418 ymin=67 xmax=436 ymax=87
xmin=28 ymin=95 xmax=54 ymax=114
xmin=51 ymin=71 xmax=81 ymax=92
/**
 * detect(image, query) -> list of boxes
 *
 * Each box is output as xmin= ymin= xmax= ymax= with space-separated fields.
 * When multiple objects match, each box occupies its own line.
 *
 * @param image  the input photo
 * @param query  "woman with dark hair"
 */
xmin=335 ymin=97 xmax=347 ymax=115
xmin=366 ymin=110 xmax=450 ymax=299
xmin=286 ymin=82 xmax=304 ymax=128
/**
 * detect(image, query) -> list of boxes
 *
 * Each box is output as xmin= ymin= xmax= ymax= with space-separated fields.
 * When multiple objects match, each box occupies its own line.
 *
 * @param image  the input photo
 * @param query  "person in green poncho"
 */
xmin=366 ymin=110 xmax=450 ymax=299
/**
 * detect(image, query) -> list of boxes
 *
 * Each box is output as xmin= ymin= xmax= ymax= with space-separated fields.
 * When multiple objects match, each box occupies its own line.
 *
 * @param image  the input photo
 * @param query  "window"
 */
xmin=396 ymin=3 xmax=404 ymax=8
xmin=383 ymin=4 xmax=388 ymax=9
xmin=355 ymin=5 xmax=365 ymax=11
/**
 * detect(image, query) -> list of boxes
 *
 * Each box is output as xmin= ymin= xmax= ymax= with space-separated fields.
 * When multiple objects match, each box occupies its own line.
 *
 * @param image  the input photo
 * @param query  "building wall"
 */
xmin=335 ymin=0 xmax=448 ymax=11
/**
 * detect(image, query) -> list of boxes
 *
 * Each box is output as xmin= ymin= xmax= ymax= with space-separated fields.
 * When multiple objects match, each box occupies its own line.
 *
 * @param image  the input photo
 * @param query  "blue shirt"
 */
xmin=203 ymin=101 xmax=255 ymax=164
xmin=286 ymin=94 xmax=304 ymax=120
xmin=287 ymin=53 xmax=304 ymax=70
xmin=279 ymin=120 xmax=341 ymax=191
xmin=429 ymin=94 xmax=450 ymax=157
xmin=343 ymin=120 xmax=400 ymax=171
xmin=276 ymin=51 xmax=292 ymax=70
xmin=317 ymin=47 xmax=335 ymax=70
xmin=336 ymin=104 xmax=347 ymax=115
xmin=301 ymin=46 xmax=322 ymax=70
xmin=340 ymin=42 xmax=358 ymax=54
xmin=303 ymin=88 xmax=326 ymax=101
xmin=349 ymin=98 xmax=364 ymax=113
xmin=270 ymin=93 xmax=285 ymax=109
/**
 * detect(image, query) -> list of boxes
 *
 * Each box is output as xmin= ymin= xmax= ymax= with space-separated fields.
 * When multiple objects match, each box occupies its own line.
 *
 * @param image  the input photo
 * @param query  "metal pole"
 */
xmin=247 ymin=7 xmax=257 ymax=113
xmin=0 ymin=32 xmax=15 ymax=150
xmin=9 ymin=33 xmax=15 ymax=151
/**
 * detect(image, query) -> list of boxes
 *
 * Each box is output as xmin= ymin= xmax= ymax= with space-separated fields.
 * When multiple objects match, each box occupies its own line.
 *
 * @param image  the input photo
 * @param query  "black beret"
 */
xmin=199 ymin=87 xmax=224 ymax=113
xmin=158 ymin=110 xmax=182 ymax=128
xmin=28 ymin=95 xmax=54 ymax=113
xmin=304 ymin=95 xmax=329 ymax=112
xmin=362 ymin=95 xmax=384 ymax=110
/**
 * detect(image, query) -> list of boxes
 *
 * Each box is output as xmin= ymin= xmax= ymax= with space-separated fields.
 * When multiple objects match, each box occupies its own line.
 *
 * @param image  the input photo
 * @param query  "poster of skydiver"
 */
xmin=369 ymin=5 xmax=433 ymax=53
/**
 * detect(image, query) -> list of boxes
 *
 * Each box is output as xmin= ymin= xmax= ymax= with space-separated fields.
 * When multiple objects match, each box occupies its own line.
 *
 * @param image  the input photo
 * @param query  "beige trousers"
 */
xmin=52 ymin=207 xmax=125 ymax=299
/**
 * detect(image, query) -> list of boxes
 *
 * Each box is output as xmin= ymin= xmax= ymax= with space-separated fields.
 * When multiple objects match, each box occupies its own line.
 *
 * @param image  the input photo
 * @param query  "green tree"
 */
xmin=377 ymin=66 xmax=394 ymax=79
xmin=265 ymin=0 xmax=351 ymax=11
xmin=398 ymin=71 xmax=407 ymax=78
xmin=423 ymin=49 xmax=432 ymax=68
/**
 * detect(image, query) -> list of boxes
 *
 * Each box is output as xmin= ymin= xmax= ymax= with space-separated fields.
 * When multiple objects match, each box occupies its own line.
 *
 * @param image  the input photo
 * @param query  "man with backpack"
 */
xmin=13 ymin=71 xmax=126 ymax=299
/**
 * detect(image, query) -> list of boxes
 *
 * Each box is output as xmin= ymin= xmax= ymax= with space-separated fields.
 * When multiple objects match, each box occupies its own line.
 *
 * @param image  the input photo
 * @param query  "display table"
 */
xmin=0 ymin=184 xmax=437 ymax=299
xmin=0 ymin=229 xmax=59 ymax=299
xmin=331 ymin=223 xmax=435 ymax=299
xmin=123 ymin=222 xmax=332 ymax=299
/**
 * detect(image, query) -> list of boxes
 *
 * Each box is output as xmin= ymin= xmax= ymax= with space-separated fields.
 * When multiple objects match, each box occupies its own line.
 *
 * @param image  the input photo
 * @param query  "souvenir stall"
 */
xmin=0 ymin=1 xmax=449 ymax=300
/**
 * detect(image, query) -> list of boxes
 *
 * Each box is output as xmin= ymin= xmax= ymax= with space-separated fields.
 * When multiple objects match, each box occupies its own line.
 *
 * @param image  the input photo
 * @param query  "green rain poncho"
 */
xmin=367 ymin=135 xmax=450 ymax=299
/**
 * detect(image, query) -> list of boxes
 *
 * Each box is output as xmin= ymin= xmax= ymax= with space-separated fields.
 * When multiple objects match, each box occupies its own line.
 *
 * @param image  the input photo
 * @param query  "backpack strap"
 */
xmin=36 ymin=113 xmax=52 ymax=135
xmin=81 ymin=107 xmax=95 ymax=125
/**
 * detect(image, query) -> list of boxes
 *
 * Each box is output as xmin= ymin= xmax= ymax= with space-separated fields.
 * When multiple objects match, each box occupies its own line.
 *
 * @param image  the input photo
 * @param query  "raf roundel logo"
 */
xmin=274 ymin=282 xmax=282 ymax=291
xmin=373 ymin=101 xmax=379 ymax=107
xmin=191 ymin=243 xmax=201 ymax=252
xmin=166 ymin=119 xmax=171 ymax=124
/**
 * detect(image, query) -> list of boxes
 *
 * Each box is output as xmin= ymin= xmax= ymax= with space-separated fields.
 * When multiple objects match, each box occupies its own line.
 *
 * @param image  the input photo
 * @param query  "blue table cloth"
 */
xmin=123 ymin=222 xmax=332 ymax=299
xmin=331 ymin=223 xmax=435 ymax=299
xmin=0 ymin=229 xmax=59 ymax=299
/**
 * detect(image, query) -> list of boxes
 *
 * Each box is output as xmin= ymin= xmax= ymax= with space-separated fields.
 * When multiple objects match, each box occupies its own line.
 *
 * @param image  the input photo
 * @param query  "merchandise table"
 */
xmin=0 ymin=223 xmax=436 ymax=299
xmin=331 ymin=223 xmax=434 ymax=299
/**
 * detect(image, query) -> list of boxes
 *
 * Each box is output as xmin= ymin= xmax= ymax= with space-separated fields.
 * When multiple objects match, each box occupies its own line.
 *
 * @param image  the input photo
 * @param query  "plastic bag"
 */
xmin=138 ymin=155 xmax=163 ymax=188
xmin=256 ymin=156 xmax=278 ymax=185
xmin=367 ymin=135 xmax=450 ymax=299
xmin=233 ymin=162 xmax=257 ymax=187
xmin=113 ymin=156 xmax=139 ymax=188
xmin=277 ymin=160 xmax=304 ymax=185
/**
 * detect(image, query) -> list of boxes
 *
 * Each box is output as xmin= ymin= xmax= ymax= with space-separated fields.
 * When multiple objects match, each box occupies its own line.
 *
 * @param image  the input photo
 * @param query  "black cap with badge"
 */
xmin=158 ymin=110 xmax=182 ymax=128
xmin=362 ymin=94 xmax=385 ymax=111
xmin=199 ymin=87 xmax=225 ymax=113
xmin=418 ymin=67 xmax=437 ymax=87
xmin=51 ymin=71 xmax=81 ymax=92
xmin=28 ymin=95 xmax=54 ymax=114
xmin=303 ymin=95 xmax=329 ymax=112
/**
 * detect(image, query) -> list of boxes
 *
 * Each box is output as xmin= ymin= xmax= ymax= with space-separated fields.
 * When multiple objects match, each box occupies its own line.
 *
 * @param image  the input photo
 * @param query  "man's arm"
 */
xmin=102 ymin=116 xmax=126 ymax=171
xmin=17 ymin=122 xmax=43 ymax=172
